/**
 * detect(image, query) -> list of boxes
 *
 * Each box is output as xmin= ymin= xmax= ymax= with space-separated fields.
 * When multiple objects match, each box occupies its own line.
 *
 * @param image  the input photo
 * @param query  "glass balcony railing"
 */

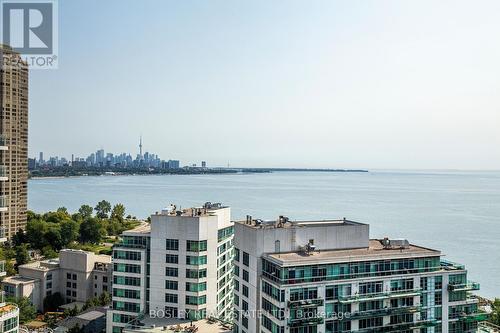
xmin=0 ymin=196 xmax=8 ymax=209
xmin=450 ymin=311 xmax=489 ymax=322
xmin=344 ymin=319 xmax=439 ymax=333
xmin=448 ymin=281 xmax=480 ymax=292
xmin=347 ymin=305 xmax=420 ymax=320
xmin=441 ymin=259 xmax=466 ymax=270
xmin=288 ymin=298 xmax=324 ymax=308
xmin=0 ymin=166 xmax=6 ymax=177
xmin=339 ymin=288 xmax=422 ymax=303
xmin=287 ymin=316 xmax=323 ymax=327
xmin=0 ymin=135 xmax=6 ymax=147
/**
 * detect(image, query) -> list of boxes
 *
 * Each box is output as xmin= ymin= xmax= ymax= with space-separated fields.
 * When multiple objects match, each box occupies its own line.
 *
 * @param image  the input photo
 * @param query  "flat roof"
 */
xmin=235 ymin=218 xmax=367 ymax=230
xmin=123 ymin=318 xmax=231 ymax=333
xmin=265 ymin=239 xmax=441 ymax=267
xmin=123 ymin=222 xmax=151 ymax=235
xmin=2 ymin=275 xmax=37 ymax=284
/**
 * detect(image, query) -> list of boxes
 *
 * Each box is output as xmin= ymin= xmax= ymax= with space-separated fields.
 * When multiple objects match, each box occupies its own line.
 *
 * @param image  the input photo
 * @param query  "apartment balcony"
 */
xmin=0 ymin=136 xmax=7 ymax=151
xmin=288 ymin=298 xmax=324 ymax=308
xmin=0 ymin=196 xmax=8 ymax=212
xmin=347 ymin=319 xmax=438 ymax=333
xmin=114 ymin=241 xmax=147 ymax=249
xmin=338 ymin=288 xmax=422 ymax=304
xmin=448 ymin=281 xmax=480 ymax=292
xmin=450 ymin=311 xmax=489 ymax=322
xmin=0 ymin=226 xmax=6 ymax=243
xmin=0 ymin=166 xmax=7 ymax=181
xmin=287 ymin=316 xmax=323 ymax=327
xmin=0 ymin=261 xmax=5 ymax=277
xmin=347 ymin=305 xmax=420 ymax=320
xmin=441 ymin=259 xmax=466 ymax=271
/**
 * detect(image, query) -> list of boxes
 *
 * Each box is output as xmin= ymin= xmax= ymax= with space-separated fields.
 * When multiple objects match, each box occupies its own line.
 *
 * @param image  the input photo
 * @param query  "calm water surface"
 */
xmin=28 ymin=171 xmax=500 ymax=298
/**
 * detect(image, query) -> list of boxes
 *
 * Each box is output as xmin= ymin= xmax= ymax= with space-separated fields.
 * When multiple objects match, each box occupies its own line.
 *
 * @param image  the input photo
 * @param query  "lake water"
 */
xmin=28 ymin=170 xmax=500 ymax=298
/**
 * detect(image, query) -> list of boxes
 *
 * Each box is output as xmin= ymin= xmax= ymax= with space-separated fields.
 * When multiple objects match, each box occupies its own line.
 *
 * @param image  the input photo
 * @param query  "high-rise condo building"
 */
xmin=107 ymin=202 xmax=234 ymax=333
xmin=0 ymin=44 xmax=29 ymax=238
xmin=233 ymin=215 xmax=486 ymax=333
xmin=0 ymin=228 xmax=19 ymax=332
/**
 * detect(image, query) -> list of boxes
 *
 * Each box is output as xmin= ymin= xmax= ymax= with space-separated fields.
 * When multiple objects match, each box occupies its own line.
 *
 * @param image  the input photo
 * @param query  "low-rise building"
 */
xmin=2 ymin=249 xmax=112 ymax=312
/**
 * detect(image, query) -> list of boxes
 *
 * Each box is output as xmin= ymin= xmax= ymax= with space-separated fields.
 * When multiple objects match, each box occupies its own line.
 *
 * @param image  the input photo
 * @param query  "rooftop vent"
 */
xmin=300 ymin=241 xmax=317 ymax=256
xmin=382 ymin=238 xmax=410 ymax=250
xmin=276 ymin=215 xmax=289 ymax=228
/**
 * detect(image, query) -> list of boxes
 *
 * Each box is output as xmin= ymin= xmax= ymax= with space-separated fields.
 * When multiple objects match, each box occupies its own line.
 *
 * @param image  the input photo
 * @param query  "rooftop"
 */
xmin=2 ymin=275 xmax=37 ymax=285
xmin=153 ymin=202 xmax=228 ymax=218
xmin=265 ymin=239 xmax=441 ymax=266
xmin=123 ymin=222 xmax=151 ymax=235
xmin=123 ymin=317 xmax=231 ymax=333
xmin=235 ymin=215 xmax=367 ymax=230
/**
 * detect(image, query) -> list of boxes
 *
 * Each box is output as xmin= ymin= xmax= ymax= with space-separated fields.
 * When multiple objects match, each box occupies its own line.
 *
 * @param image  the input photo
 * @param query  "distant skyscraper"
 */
xmin=139 ymin=136 xmax=143 ymax=160
xmin=0 ymin=44 xmax=29 ymax=237
xmin=39 ymin=152 xmax=44 ymax=164
xmin=201 ymin=161 xmax=207 ymax=168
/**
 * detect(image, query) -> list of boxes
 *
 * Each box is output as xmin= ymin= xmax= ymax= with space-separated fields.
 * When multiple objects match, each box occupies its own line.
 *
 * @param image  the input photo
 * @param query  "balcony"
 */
xmin=288 ymin=316 xmax=323 ymax=327
xmin=441 ymin=259 xmax=466 ymax=271
xmin=0 ymin=196 xmax=8 ymax=212
xmin=0 ymin=136 xmax=7 ymax=150
xmin=448 ymin=281 xmax=480 ymax=292
xmin=338 ymin=288 xmax=422 ymax=304
xmin=288 ymin=298 xmax=324 ymax=308
xmin=347 ymin=305 xmax=420 ymax=320
xmin=450 ymin=311 xmax=489 ymax=322
xmin=0 ymin=166 xmax=7 ymax=181
xmin=348 ymin=319 xmax=438 ymax=333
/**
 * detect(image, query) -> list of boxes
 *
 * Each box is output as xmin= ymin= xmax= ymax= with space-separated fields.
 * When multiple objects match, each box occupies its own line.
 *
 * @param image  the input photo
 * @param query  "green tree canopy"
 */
xmin=111 ymin=203 xmax=126 ymax=222
xmin=79 ymin=217 xmax=106 ymax=244
xmin=9 ymin=296 xmax=36 ymax=323
xmin=78 ymin=204 xmax=94 ymax=219
xmin=491 ymin=298 xmax=500 ymax=326
xmin=15 ymin=244 xmax=30 ymax=267
xmin=94 ymin=200 xmax=111 ymax=219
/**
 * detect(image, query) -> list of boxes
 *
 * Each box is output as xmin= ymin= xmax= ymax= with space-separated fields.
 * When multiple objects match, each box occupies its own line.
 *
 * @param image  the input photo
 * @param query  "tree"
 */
xmin=60 ymin=220 xmax=79 ymax=247
xmin=79 ymin=218 xmax=105 ymax=244
xmin=94 ymin=200 xmax=111 ymax=219
xmin=44 ymin=227 xmax=63 ymax=250
xmin=9 ymin=296 xmax=36 ymax=323
xmin=26 ymin=219 xmax=49 ymax=249
xmin=111 ymin=203 xmax=126 ymax=222
xmin=43 ymin=292 xmax=65 ymax=312
xmin=78 ymin=204 xmax=94 ymax=219
xmin=11 ymin=228 xmax=27 ymax=247
xmin=98 ymin=291 xmax=111 ymax=305
xmin=15 ymin=244 xmax=29 ymax=267
xmin=491 ymin=298 xmax=500 ymax=325
xmin=42 ymin=246 xmax=58 ymax=259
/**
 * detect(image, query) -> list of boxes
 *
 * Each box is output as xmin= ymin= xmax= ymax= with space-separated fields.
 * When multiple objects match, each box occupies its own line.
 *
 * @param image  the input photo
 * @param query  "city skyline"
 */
xmin=27 ymin=0 xmax=500 ymax=170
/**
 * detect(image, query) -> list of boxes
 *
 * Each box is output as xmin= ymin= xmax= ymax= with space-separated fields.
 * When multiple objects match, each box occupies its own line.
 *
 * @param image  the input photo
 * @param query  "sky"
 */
xmin=29 ymin=0 xmax=500 ymax=170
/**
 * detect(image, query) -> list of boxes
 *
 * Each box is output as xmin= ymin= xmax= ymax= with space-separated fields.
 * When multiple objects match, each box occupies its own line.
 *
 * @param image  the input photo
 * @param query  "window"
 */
xmin=165 ymin=267 xmax=178 ymax=277
xmin=166 ymin=254 xmax=179 ymax=264
xmin=113 ymin=276 xmax=141 ymax=286
xmin=186 ymin=255 xmax=207 ymax=266
xmin=114 ymin=288 xmax=140 ymax=299
xmin=114 ymin=263 xmax=141 ymax=274
xmin=234 ymin=248 xmax=240 ymax=262
xmin=186 ymin=295 xmax=207 ymax=305
xmin=166 ymin=239 xmax=179 ymax=251
xmin=243 ymin=252 xmax=249 ymax=266
xmin=72 ymin=274 xmax=77 ymax=280
xmin=243 ymin=270 xmax=249 ymax=282
xmin=66 ymin=273 xmax=71 ymax=279
xmin=47 ymin=274 xmax=52 ymax=281
xmin=165 ymin=293 xmax=178 ymax=303
xmin=114 ymin=250 xmax=141 ymax=261
xmin=165 ymin=280 xmax=178 ymax=290
xmin=243 ymin=285 xmax=249 ymax=297
xmin=186 ymin=282 xmax=207 ymax=292
xmin=186 ymin=240 xmax=207 ymax=252
xmin=186 ymin=269 xmax=207 ymax=279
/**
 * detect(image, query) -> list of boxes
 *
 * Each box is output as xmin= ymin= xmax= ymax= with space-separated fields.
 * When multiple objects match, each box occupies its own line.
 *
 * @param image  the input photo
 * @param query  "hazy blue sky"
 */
xmin=30 ymin=0 xmax=500 ymax=169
